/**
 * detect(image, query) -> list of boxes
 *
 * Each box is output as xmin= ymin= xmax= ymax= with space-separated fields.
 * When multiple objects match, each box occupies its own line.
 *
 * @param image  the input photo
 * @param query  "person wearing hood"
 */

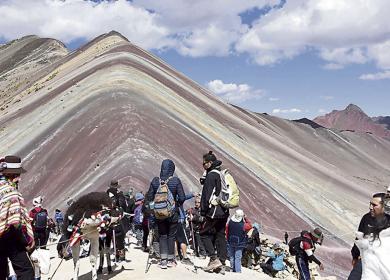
xmin=0 ymin=156 xmax=35 ymax=280
xmin=200 ymin=151 xmax=229 ymax=274
xmin=243 ymin=222 xmax=262 ymax=268
xmin=147 ymin=159 xmax=186 ymax=269
xmin=29 ymin=196 xmax=49 ymax=249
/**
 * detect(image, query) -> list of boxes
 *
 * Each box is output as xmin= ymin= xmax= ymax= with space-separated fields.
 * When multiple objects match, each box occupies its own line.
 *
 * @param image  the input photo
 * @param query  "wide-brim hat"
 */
xmin=0 ymin=156 xmax=26 ymax=174
xmin=231 ymin=209 xmax=244 ymax=223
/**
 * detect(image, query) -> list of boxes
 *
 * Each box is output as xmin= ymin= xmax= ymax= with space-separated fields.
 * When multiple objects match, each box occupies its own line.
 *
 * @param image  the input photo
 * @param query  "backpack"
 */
xmin=133 ymin=204 xmax=144 ymax=225
xmin=153 ymin=177 xmax=175 ymax=220
xmin=288 ymin=230 xmax=312 ymax=256
xmin=34 ymin=209 xmax=48 ymax=230
xmin=210 ymin=169 xmax=239 ymax=208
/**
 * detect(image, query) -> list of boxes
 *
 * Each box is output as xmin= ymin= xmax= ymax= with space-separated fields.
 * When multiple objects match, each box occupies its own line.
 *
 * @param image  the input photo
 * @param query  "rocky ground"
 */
xmin=32 ymin=234 xmax=337 ymax=280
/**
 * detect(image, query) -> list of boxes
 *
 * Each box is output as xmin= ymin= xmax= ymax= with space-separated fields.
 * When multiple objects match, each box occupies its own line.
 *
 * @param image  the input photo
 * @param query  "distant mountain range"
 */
xmin=313 ymin=104 xmax=390 ymax=138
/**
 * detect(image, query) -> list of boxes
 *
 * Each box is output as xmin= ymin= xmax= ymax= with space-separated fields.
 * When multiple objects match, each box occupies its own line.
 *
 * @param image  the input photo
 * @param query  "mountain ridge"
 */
xmin=1 ymin=32 xmax=390 ymax=278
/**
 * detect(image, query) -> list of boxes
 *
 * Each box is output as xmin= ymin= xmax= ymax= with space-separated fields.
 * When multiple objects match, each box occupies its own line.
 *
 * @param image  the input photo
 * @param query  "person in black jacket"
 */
xmin=187 ymin=196 xmax=207 ymax=258
xmin=200 ymin=151 xmax=229 ymax=274
xmin=147 ymin=159 xmax=186 ymax=269
xmin=348 ymin=192 xmax=390 ymax=280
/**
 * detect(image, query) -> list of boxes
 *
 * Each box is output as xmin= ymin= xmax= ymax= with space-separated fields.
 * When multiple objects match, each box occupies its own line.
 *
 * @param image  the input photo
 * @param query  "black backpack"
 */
xmin=288 ymin=230 xmax=312 ymax=256
xmin=34 ymin=209 xmax=48 ymax=230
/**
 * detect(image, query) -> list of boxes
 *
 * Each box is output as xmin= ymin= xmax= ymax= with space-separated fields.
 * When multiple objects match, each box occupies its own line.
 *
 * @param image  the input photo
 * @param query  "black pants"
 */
xmin=34 ymin=229 xmax=47 ymax=249
xmin=142 ymin=222 xmax=149 ymax=249
xmin=348 ymin=259 xmax=362 ymax=280
xmin=194 ymin=231 xmax=206 ymax=257
xmin=200 ymin=217 xmax=228 ymax=263
xmin=0 ymin=228 xmax=34 ymax=280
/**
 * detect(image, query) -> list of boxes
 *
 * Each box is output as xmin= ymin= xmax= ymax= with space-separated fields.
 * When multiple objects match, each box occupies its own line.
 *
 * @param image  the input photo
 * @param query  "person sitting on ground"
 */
xmin=260 ymin=242 xmax=286 ymax=276
xmin=29 ymin=196 xmax=49 ymax=249
xmin=226 ymin=209 xmax=252 ymax=273
xmin=294 ymin=228 xmax=324 ymax=280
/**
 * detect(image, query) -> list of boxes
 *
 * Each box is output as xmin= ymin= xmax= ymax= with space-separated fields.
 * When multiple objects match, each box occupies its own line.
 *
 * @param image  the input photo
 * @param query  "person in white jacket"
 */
xmin=355 ymin=193 xmax=390 ymax=280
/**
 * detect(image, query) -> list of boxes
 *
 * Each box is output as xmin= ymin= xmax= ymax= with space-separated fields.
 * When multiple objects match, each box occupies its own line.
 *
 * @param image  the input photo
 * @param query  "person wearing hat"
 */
xmin=0 ymin=156 xmax=35 ymax=280
xmin=295 ymin=228 xmax=324 ymax=280
xmin=29 ymin=196 xmax=49 ymax=249
xmin=260 ymin=242 xmax=286 ymax=276
xmin=200 ymin=151 xmax=230 ymax=274
xmin=226 ymin=209 xmax=252 ymax=273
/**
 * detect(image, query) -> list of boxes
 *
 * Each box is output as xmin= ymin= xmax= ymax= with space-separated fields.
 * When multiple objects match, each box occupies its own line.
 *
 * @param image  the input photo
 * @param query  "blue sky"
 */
xmin=0 ymin=0 xmax=389 ymax=119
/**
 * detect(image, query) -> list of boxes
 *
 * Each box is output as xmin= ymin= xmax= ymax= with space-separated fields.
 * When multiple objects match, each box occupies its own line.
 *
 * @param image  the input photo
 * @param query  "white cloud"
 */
xmin=207 ymin=79 xmax=264 ymax=103
xmin=272 ymin=108 xmax=302 ymax=114
xmin=268 ymin=97 xmax=280 ymax=102
xmin=320 ymin=95 xmax=334 ymax=100
xmin=1 ymin=0 xmax=390 ymax=71
xmin=235 ymin=0 xmax=390 ymax=69
xmin=359 ymin=71 xmax=390 ymax=80
xmin=318 ymin=108 xmax=328 ymax=113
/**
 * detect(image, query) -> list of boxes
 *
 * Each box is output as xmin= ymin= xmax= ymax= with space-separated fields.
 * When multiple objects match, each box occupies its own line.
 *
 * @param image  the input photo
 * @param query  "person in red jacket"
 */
xmin=29 ymin=196 xmax=49 ymax=249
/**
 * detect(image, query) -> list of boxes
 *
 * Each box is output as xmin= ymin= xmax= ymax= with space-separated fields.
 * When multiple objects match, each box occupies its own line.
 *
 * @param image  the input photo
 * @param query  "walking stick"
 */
xmin=112 ymin=228 xmax=117 ymax=266
xmin=145 ymin=219 xmax=154 ymax=273
xmin=187 ymin=211 xmax=198 ymax=274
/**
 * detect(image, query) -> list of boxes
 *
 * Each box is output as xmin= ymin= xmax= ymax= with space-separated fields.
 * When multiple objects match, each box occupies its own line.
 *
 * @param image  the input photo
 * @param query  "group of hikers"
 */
xmin=0 ymin=153 xmax=389 ymax=280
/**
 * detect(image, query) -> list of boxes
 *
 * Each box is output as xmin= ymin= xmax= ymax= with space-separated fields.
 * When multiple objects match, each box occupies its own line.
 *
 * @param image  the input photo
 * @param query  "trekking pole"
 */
xmin=145 ymin=220 xmax=154 ymax=273
xmin=112 ymin=228 xmax=117 ymax=266
xmin=187 ymin=215 xmax=198 ymax=274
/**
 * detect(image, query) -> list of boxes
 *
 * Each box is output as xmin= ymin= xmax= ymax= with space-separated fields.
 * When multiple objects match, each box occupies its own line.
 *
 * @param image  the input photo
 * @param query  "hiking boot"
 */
xmin=107 ymin=266 xmax=112 ymax=274
xmin=97 ymin=267 xmax=103 ymax=275
xmin=181 ymin=257 xmax=193 ymax=265
xmin=167 ymin=259 xmax=177 ymax=267
xmin=204 ymin=258 xmax=222 ymax=272
xmin=159 ymin=260 xmax=168 ymax=269
xmin=217 ymin=265 xmax=226 ymax=275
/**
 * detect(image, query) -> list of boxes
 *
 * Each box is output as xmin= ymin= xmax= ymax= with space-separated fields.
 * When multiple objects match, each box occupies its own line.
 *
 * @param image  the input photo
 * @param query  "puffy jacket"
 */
xmin=227 ymin=220 xmax=248 ymax=248
xmin=265 ymin=250 xmax=286 ymax=271
xmin=147 ymin=159 xmax=186 ymax=212
xmin=200 ymin=160 xmax=229 ymax=219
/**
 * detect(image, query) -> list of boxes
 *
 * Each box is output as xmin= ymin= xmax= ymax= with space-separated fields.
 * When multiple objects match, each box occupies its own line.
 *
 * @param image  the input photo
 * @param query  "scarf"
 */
xmin=0 ymin=176 xmax=34 ymax=245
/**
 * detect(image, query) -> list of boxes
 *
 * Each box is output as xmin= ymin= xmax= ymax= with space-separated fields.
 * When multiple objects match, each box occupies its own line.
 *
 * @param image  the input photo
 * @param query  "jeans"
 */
xmin=156 ymin=213 xmax=178 ymax=260
xmin=347 ymin=259 xmax=362 ymax=280
xmin=200 ymin=217 xmax=228 ymax=263
xmin=229 ymin=245 xmax=243 ymax=272
xmin=296 ymin=256 xmax=311 ymax=280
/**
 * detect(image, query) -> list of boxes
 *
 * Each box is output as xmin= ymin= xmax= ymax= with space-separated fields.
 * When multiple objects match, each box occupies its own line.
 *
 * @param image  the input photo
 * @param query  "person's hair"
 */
xmin=373 ymin=192 xmax=386 ymax=204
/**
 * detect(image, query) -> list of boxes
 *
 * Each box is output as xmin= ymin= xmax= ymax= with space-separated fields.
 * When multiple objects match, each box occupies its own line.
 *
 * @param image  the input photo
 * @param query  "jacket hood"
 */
xmin=160 ymin=159 xmax=175 ymax=180
xmin=208 ymin=160 xmax=222 ymax=171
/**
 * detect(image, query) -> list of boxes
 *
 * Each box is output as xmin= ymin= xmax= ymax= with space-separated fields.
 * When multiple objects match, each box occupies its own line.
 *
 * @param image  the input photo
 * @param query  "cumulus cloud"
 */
xmin=272 ymin=108 xmax=302 ymax=114
xmin=207 ymin=79 xmax=265 ymax=103
xmin=1 ymin=0 xmax=390 ymax=72
xmin=359 ymin=71 xmax=390 ymax=80
xmin=235 ymin=0 xmax=390 ymax=69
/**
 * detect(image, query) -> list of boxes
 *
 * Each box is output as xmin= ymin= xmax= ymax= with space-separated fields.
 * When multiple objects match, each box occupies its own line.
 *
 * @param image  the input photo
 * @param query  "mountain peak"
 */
xmin=345 ymin=103 xmax=364 ymax=113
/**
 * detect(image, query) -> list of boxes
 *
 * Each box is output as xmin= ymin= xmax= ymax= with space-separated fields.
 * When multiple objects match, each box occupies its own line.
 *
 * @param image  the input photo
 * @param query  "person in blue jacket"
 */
xmin=260 ymin=243 xmax=286 ymax=276
xmin=146 ymin=159 xmax=186 ymax=269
